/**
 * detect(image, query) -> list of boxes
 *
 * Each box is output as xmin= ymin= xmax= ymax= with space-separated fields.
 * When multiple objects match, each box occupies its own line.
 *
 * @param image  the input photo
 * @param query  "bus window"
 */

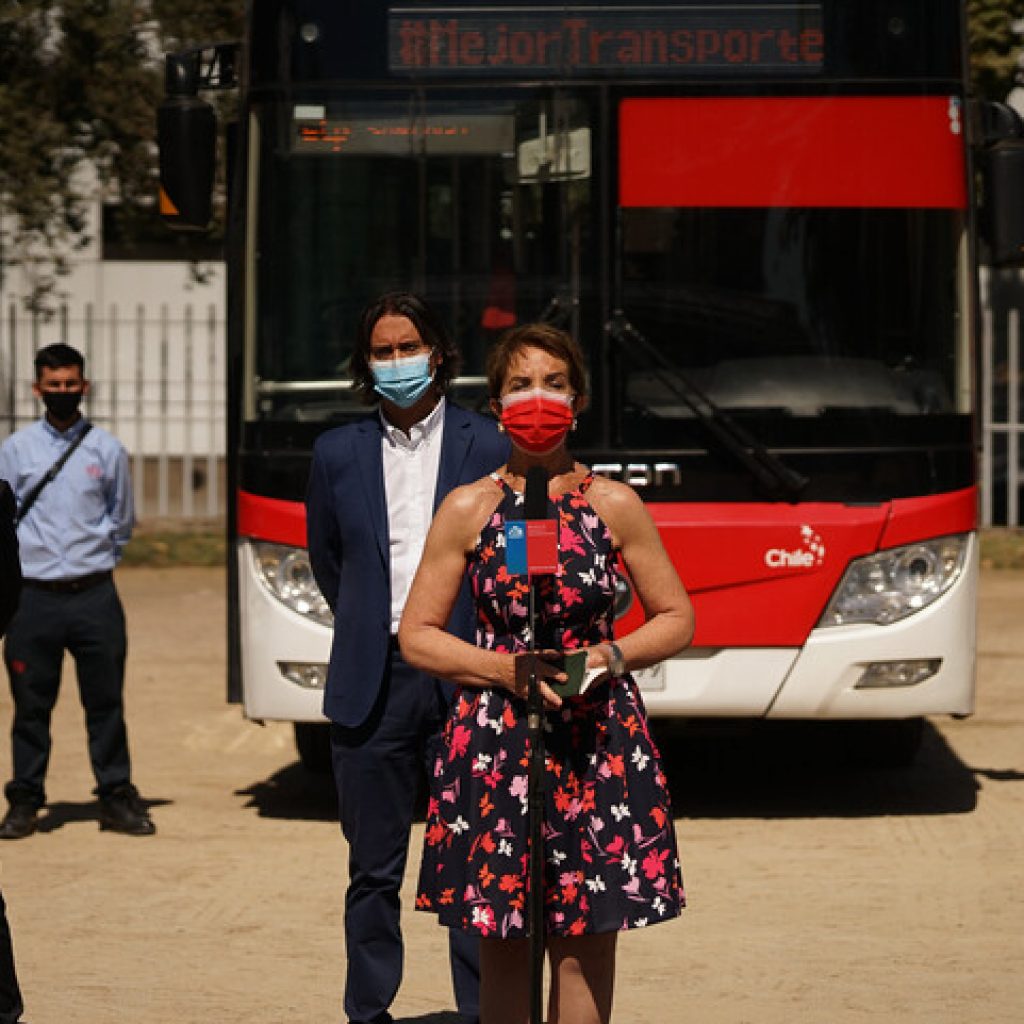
xmin=252 ymin=91 xmax=597 ymax=421
xmin=616 ymin=96 xmax=964 ymax=443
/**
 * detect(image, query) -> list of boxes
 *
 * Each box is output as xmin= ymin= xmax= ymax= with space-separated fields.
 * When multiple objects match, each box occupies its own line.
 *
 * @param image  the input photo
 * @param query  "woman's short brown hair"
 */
xmin=485 ymin=323 xmax=588 ymax=401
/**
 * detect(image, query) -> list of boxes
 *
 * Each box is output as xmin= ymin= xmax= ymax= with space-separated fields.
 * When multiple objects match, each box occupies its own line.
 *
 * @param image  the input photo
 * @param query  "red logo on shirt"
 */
xmin=86 ymin=463 xmax=103 ymax=479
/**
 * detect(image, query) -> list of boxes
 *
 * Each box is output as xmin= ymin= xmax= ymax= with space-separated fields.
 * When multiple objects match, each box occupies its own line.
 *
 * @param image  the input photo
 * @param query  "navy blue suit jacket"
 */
xmin=306 ymin=401 xmax=508 ymax=728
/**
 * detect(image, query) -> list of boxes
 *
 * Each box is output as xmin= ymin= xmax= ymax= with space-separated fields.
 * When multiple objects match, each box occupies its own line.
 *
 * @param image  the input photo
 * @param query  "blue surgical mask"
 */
xmin=370 ymin=352 xmax=434 ymax=408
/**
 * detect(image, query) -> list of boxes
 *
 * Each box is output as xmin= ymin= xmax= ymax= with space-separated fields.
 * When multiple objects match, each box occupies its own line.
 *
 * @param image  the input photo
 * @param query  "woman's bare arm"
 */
xmin=585 ymin=476 xmax=695 ymax=674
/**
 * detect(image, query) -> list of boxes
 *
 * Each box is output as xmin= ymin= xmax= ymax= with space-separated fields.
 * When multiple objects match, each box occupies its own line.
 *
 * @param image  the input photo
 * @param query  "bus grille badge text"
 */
xmin=764 ymin=525 xmax=826 ymax=569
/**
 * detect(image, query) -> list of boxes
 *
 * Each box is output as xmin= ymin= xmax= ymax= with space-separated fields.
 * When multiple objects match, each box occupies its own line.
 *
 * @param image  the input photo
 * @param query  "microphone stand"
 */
xmin=522 ymin=463 xmax=552 ymax=1023
xmin=526 ymin=576 xmax=545 ymax=1024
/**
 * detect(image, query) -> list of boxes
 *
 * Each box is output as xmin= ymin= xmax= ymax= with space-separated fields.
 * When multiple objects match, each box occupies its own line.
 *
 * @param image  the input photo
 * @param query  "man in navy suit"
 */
xmin=306 ymin=292 xmax=508 ymax=1024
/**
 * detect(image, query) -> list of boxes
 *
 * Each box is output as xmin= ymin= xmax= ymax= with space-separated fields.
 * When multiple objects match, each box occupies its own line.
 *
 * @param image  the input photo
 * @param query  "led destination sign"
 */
xmin=293 ymin=109 xmax=514 ymax=155
xmin=389 ymin=4 xmax=824 ymax=76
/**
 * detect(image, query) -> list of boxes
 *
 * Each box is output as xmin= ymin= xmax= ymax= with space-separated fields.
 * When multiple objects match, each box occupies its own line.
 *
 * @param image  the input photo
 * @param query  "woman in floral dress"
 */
xmin=399 ymin=323 xmax=694 ymax=1024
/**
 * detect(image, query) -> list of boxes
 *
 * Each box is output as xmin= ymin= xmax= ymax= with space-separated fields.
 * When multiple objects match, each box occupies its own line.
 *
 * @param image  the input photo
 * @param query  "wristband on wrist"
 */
xmin=605 ymin=642 xmax=625 ymax=676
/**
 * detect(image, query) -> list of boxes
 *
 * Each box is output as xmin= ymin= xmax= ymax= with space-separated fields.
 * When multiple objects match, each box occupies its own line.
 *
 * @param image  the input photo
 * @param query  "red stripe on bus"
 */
xmin=237 ymin=491 xmax=307 ymax=547
xmin=236 ymin=483 xmax=976 ymax=646
xmin=616 ymin=486 xmax=977 ymax=646
xmin=877 ymin=485 xmax=977 ymax=548
xmin=619 ymin=96 xmax=967 ymax=208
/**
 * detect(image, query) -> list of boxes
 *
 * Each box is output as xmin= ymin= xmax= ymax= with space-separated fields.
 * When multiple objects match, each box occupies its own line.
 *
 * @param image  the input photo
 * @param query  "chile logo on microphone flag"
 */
xmin=505 ymin=519 xmax=559 ymax=576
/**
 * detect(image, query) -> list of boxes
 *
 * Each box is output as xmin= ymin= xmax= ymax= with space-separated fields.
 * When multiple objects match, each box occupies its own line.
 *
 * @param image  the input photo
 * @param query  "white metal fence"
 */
xmin=0 ymin=301 xmax=226 ymax=521
xmin=1 ymin=292 xmax=1022 ymax=526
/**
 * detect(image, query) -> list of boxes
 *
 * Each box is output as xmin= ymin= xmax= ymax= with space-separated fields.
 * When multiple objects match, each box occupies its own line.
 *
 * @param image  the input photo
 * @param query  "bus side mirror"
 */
xmin=978 ymin=102 xmax=1024 ymax=267
xmin=158 ymin=53 xmax=217 ymax=230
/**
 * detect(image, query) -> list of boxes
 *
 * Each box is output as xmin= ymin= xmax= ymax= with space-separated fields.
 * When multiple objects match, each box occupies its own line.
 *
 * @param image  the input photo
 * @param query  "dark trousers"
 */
xmin=331 ymin=650 xmax=479 ymax=1024
xmin=0 ymin=891 xmax=23 ymax=1024
xmin=3 ymin=580 xmax=131 ymax=807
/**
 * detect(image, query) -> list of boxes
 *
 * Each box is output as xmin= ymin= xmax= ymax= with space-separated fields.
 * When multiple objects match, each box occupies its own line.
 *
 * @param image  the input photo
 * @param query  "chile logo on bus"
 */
xmin=763 ymin=525 xmax=826 ymax=569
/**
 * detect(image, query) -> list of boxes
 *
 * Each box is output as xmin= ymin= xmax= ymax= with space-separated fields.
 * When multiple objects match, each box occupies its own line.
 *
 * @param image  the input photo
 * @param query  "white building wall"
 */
xmin=0 ymin=185 xmax=227 ymax=518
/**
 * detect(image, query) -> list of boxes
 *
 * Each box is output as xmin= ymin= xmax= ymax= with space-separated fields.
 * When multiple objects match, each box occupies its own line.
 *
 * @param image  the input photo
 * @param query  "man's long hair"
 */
xmin=350 ymin=292 xmax=462 ymax=404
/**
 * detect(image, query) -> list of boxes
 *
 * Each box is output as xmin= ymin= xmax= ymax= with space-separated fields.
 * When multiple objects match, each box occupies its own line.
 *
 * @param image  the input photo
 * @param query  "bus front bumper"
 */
xmin=238 ymin=541 xmax=331 ymax=723
xmin=640 ymin=537 xmax=978 ymax=720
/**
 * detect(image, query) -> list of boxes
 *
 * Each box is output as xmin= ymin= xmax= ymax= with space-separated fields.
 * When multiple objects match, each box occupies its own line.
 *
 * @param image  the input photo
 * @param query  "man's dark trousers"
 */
xmin=331 ymin=647 xmax=479 ymax=1024
xmin=3 ymin=579 xmax=131 ymax=806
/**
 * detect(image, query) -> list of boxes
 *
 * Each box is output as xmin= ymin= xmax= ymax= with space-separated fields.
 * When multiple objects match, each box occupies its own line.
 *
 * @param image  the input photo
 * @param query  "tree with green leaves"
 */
xmin=968 ymin=0 xmax=1024 ymax=101
xmin=0 ymin=0 xmax=243 ymax=312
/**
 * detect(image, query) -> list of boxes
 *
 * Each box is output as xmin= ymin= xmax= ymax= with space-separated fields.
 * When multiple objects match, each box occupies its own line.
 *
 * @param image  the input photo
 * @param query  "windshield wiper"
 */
xmin=539 ymin=292 xmax=575 ymax=327
xmin=606 ymin=310 xmax=808 ymax=500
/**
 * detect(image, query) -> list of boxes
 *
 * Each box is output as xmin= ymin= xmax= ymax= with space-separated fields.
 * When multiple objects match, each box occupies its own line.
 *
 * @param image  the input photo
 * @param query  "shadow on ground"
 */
xmin=235 ymin=762 xmax=338 ymax=821
xmin=236 ymin=719 xmax=987 ymax=824
xmin=656 ymin=719 xmax=980 ymax=819
xmin=36 ymin=796 xmax=173 ymax=832
xmin=972 ymin=766 xmax=1024 ymax=782
xmin=236 ymin=760 xmax=436 ymax=824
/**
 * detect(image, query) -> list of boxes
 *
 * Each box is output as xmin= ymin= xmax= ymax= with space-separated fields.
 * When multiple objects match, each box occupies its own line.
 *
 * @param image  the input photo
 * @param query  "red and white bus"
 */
xmin=159 ymin=1 xmax=1024 ymax=769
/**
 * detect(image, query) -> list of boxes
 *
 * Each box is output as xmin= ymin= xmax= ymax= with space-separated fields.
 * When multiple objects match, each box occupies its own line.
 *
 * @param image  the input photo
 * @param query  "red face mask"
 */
xmin=500 ymin=388 xmax=575 ymax=454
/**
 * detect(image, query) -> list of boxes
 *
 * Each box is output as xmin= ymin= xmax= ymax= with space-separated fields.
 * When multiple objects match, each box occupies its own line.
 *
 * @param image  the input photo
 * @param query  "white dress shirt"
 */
xmin=381 ymin=397 xmax=446 ymax=634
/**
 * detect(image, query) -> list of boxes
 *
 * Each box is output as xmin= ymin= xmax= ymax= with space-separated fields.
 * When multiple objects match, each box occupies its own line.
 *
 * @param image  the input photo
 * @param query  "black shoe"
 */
xmin=99 ymin=784 xmax=156 ymax=836
xmin=0 ymin=801 xmax=38 ymax=840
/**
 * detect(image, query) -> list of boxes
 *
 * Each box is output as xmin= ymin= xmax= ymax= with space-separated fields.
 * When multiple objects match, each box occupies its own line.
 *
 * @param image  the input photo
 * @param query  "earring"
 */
xmin=497 ymin=422 xmax=505 ymax=433
xmin=571 ymin=417 xmax=578 ymax=431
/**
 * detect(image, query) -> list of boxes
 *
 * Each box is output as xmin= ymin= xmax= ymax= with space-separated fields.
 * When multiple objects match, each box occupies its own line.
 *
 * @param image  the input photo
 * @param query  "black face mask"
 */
xmin=41 ymin=391 xmax=83 ymax=422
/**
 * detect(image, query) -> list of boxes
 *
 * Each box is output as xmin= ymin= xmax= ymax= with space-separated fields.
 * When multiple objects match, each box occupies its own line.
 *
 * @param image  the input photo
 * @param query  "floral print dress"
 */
xmin=415 ymin=473 xmax=685 ymax=938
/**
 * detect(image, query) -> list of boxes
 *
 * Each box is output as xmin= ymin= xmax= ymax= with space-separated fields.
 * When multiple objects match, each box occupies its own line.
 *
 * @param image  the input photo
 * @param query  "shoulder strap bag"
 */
xmin=14 ymin=422 xmax=94 ymax=526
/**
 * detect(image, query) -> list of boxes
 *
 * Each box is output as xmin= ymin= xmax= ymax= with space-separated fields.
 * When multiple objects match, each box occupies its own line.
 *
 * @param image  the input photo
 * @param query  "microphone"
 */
xmin=520 ymin=475 xmax=551 ymax=1014
xmin=523 ymin=466 xmax=557 ymax=576
xmin=524 ymin=465 xmax=548 ymax=521
xmin=505 ymin=466 xmax=558 ymax=577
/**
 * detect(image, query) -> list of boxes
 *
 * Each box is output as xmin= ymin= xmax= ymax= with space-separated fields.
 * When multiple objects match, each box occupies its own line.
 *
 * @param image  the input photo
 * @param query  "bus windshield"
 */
xmin=618 ymin=204 xmax=963 ymax=421
xmin=614 ymin=94 xmax=967 ymax=446
xmin=250 ymin=86 xmax=967 ymax=447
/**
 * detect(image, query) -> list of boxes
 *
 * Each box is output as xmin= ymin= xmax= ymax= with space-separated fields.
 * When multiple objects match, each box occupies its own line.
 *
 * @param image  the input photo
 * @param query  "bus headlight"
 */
xmin=818 ymin=534 xmax=968 ymax=627
xmin=251 ymin=541 xmax=332 ymax=627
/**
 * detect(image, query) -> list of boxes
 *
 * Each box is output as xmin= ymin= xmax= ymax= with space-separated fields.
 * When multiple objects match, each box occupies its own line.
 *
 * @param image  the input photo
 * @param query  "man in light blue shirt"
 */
xmin=0 ymin=342 xmax=154 ymax=839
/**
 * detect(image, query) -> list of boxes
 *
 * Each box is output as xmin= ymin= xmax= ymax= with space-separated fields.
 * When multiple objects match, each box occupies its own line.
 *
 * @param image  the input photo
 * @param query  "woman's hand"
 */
xmin=504 ymin=651 xmax=564 ymax=709
xmin=585 ymin=645 xmax=613 ymax=673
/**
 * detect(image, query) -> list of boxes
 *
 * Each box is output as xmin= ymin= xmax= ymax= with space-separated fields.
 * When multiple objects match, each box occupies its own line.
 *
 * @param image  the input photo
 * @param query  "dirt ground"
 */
xmin=1 ymin=566 xmax=1022 ymax=1024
